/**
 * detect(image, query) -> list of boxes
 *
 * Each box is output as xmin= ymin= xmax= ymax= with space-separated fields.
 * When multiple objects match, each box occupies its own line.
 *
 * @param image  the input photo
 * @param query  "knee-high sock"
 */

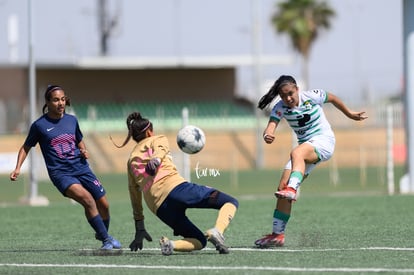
xmin=287 ymin=171 xmax=303 ymax=190
xmin=88 ymin=214 xmax=108 ymax=240
xmin=215 ymin=202 xmax=237 ymax=234
xmin=102 ymin=217 xmax=110 ymax=231
xmin=272 ymin=209 xmax=290 ymax=234
xmin=173 ymin=238 xmax=203 ymax=252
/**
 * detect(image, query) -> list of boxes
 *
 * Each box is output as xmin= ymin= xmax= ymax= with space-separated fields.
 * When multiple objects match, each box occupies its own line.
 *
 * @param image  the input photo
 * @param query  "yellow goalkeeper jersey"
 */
xmin=127 ymin=135 xmax=186 ymax=220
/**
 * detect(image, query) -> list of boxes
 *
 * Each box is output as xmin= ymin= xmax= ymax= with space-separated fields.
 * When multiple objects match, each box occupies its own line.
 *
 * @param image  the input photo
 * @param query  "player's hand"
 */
xmin=263 ymin=133 xmax=275 ymax=144
xmin=79 ymin=149 xmax=89 ymax=159
xmin=145 ymin=158 xmax=161 ymax=176
xmin=349 ymin=111 xmax=368 ymax=121
xmin=129 ymin=230 xmax=153 ymax=251
xmin=129 ymin=220 xmax=152 ymax=251
xmin=10 ymin=170 xmax=20 ymax=181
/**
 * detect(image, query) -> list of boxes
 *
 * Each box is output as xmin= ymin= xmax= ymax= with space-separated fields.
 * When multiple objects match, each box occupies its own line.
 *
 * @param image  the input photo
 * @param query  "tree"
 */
xmin=271 ymin=0 xmax=335 ymax=89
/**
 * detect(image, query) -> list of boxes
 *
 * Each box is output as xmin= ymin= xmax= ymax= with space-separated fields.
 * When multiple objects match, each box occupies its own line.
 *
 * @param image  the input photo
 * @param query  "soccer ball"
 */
xmin=176 ymin=125 xmax=206 ymax=154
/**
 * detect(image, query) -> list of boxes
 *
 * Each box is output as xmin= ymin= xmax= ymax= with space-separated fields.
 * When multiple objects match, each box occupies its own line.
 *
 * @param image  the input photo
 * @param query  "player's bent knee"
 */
xmin=228 ymin=197 xmax=239 ymax=208
xmin=208 ymin=190 xmax=239 ymax=209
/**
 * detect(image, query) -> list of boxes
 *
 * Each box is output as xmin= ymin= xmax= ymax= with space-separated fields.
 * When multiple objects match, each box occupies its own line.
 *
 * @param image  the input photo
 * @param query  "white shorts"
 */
xmin=284 ymin=134 xmax=335 ymax=176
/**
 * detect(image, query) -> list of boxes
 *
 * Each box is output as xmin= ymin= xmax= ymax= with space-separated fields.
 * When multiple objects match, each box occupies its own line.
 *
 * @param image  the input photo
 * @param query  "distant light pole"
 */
xmin=26 ymin=0 xmax=48 ymax=206
xmin=402 ymin=0 xmax=414 ymax=193
xmin=27 ymin=0 xmax=38 ymax=203
xmin=251 ymin=0 xmax=264 ymax=168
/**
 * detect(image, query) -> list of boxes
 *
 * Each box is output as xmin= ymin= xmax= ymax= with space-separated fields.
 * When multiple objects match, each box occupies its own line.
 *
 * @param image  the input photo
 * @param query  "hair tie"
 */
xmin=45 ymin=85 xmax=62 ymax=95
xmin=141 ymin=121 xmax=151 ymax=132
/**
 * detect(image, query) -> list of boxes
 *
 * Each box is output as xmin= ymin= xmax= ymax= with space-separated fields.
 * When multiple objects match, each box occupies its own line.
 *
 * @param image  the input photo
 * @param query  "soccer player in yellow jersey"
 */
xmin=113 ymin=112 xmax=238 ymax=255
xmin=255 ymin=75 xmax=367 ymax=248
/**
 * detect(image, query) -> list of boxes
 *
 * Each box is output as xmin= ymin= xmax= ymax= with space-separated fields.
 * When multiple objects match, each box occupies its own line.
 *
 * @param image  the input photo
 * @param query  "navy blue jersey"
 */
xmin=24 ymin=113 xmax=91 ymax=177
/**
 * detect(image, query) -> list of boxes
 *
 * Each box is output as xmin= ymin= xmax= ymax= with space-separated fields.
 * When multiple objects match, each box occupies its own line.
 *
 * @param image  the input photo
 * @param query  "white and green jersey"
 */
xmin=270 ymin=89 xmax=334 ymax=144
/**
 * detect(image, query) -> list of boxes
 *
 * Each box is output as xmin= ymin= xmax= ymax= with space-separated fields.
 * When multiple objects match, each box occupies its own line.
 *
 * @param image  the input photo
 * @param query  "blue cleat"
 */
xmin=96 ymin=234 xmax=121 ymax=249
xmin=108 ymin=235 xmax=121 ymax=249
xmin=101 ymin=238 xmax=114 ymax=250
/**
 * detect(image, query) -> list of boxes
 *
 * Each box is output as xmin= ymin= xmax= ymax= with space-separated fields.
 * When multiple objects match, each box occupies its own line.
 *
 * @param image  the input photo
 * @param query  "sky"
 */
xmin=0 ymin=0 xmax=404 ymax=106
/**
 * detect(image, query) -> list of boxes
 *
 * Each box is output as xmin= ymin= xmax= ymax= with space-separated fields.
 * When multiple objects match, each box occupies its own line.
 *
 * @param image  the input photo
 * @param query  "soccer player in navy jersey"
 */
xmin=10 ymin=85 xmax=121 ymax=250
xmin=254 ymin=75 xmax=367 ymax=248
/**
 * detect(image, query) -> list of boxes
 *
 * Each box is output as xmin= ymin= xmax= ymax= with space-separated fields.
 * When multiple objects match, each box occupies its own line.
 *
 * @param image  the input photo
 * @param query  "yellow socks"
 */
xmin=214 ymin=202 xmax=237 ymax=234
xmin=169 ymin=202 xmax=237 ymax=252
xmin=172 ymin=238 xmax=203 ymax=252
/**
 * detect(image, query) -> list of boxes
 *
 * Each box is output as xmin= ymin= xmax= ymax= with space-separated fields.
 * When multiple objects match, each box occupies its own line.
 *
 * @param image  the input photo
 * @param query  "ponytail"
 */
xmin=257 ymin=85 xmax=278 ymax=110
xmin=111 ymin=112 xmax=152 ymax=148
xmin=257 ymin=75 xmax=297 ymax=110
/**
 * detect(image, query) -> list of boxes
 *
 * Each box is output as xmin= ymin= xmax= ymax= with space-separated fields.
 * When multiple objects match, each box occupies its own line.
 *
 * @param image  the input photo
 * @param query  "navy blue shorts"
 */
xmin=156 ymin=182 xmax=238 ymax=247
xmin=50 ymin=171 xmax=106 ymax=200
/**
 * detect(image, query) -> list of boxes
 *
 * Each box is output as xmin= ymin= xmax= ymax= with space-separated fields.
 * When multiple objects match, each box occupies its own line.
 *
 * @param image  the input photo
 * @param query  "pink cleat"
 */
xmin=254 ymin=233 xmax=285 ymax=248
xmin=275 ymin=187 xmax=297 ymax=201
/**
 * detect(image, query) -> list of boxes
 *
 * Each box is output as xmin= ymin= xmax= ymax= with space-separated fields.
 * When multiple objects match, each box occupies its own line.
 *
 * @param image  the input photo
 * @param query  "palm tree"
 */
xmin=271 ymin=0 xmax=335 ymax=89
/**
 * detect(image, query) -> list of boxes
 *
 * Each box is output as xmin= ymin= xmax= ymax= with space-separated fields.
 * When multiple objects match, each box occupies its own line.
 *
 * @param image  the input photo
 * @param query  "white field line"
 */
xmin=79 ymin=246 xmax=414 ymax=252
xmin=2 ymin=247 xmax=414 ymax=273
xmin=1 ymin=263 xmax=414 ymax=273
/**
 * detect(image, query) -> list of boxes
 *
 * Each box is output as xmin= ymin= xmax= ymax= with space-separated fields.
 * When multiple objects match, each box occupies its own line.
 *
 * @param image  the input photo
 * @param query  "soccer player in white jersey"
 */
xmin=254 ymin=75 xmax=367 ymax=248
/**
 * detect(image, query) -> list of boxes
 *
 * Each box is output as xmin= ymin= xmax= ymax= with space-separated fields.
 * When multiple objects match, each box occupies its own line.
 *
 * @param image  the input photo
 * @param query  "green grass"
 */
xmin=0 ymin=166 xmax=413 ymax=274
xmin=1 ymin=165 xmax=406 ymax=204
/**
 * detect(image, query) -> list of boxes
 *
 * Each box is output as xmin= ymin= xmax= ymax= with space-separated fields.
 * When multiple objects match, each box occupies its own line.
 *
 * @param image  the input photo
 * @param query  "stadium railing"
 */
xmin=70 ymin=100 xmax=404 ymax=133
xmin=71 ymin=101 xmax=258 ymax=132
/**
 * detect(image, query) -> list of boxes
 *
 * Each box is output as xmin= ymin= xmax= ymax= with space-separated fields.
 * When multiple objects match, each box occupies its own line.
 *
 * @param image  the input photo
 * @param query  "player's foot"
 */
xmin=108 ymin=235 xmax=121 ymax=249
xmin=275 ymin=187 xmax=297 ymax=201
xmin=97 ymin=234 xmax=121 ymax=249
xmin=101 ymin=237 xmax=114 ymax=250
xmin=205 ymin=228 xmax=229 ymax=254
xmin=255 ymin=233 xmax=285 ymax=248
xmin=159 ymin=236 xmax=174 ymax=256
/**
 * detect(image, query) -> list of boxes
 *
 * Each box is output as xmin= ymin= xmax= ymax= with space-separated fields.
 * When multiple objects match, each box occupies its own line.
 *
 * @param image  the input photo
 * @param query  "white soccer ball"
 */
xmin=176 ymin=125 xmax=206 ymax=154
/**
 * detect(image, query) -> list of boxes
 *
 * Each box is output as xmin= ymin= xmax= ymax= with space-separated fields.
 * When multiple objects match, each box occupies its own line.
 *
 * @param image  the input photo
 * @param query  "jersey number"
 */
xmin=296 ymin=114 xmax=311 ymax=127
xmin=51 ymin=134 xmax=77 ymax=159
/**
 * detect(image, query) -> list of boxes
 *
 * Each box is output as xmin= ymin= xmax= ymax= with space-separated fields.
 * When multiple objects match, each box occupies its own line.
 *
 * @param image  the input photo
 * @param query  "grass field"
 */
xmin=1 ymin=166 xmax=414 ymax=274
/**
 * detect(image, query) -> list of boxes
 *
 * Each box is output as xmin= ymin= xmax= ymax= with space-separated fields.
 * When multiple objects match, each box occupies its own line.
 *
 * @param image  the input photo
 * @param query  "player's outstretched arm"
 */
xmin=10 ymin=145 xmax=31 ymax=181
xmin=327 ymin=93 xmax=368 ymax=121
